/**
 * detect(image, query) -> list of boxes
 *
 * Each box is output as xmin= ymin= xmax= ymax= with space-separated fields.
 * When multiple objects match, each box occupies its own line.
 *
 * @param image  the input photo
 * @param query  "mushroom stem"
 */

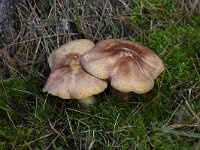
xmin=78 ymin=96 xmax=96 ymax=107
xmin=110 ymin=88 xmax=129 ymax=102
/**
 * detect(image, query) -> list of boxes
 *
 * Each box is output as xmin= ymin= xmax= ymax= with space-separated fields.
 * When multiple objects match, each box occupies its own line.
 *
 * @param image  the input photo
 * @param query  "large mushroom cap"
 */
xmin=81 ymin=39 xmax=164 ymax=94
xmin=43 ymin=39 xmax=107 ymax=99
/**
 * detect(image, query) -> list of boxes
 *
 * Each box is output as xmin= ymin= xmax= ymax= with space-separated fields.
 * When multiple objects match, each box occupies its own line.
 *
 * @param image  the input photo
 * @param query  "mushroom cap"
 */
xmin=48 ymin=39 xmax=95 ymax=71
xmin=43 ymin=66 xmax=107 ymax=99
xmin=81 ymin=39 xmax=164 ymax=94
xmin=43 ymin=39 xmax=107 ymax=99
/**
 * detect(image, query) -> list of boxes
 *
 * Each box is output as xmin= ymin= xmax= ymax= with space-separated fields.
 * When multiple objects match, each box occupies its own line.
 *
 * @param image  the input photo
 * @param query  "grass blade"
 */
xmin=160 ymin=128 xmax=200 ymax=139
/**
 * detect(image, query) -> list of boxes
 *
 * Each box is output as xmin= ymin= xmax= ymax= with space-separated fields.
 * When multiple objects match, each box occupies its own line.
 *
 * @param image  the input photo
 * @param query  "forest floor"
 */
xmin=0 ymin=0 xmax=200 ymax=149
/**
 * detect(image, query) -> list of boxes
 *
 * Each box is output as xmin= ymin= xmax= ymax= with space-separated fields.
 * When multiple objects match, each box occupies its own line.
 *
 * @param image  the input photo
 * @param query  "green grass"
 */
xmin=0 ymin=1 xmax=200 ymax=149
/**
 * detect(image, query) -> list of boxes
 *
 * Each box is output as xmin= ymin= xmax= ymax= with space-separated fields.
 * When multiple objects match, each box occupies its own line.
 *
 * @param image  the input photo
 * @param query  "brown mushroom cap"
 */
xmin=48 ymin=39 xmax=96 ymax=71
xmin=81 ymin=39 xmax=164 ymax=94
xmin=43 ymin=39 xmax=108 ymax=99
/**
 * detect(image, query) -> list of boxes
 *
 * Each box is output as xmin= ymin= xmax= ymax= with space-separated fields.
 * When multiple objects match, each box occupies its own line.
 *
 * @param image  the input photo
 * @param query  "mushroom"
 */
xmin=81 ymin=39 xmax=164 ymax=95
xmin=48 ymin=39 xmax=96 ymax=71
xmin=43 ymin=39 xmax=108 ymax=106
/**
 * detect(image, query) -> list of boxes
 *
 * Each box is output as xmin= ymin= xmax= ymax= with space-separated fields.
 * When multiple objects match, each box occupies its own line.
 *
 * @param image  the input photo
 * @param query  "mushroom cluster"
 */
xmin=43 ymin=39 xmax=108 ymax=106
xmin=43 ymin=39 xmax=164 ymax=105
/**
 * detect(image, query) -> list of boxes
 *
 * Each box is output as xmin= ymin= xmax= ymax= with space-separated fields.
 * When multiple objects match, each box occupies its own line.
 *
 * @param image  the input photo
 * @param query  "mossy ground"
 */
xmin=0 ymin=1 xmax=200 ymax=149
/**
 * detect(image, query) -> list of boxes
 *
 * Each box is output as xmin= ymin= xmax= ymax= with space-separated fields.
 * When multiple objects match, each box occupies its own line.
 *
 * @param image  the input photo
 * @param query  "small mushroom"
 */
xmin=48 ymin=39 xmax=97 ymax=71
xmin=43 ymin=39 xmax=108 ymax=106
xmin=81 ymin=39 xmax=164 ymax=94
